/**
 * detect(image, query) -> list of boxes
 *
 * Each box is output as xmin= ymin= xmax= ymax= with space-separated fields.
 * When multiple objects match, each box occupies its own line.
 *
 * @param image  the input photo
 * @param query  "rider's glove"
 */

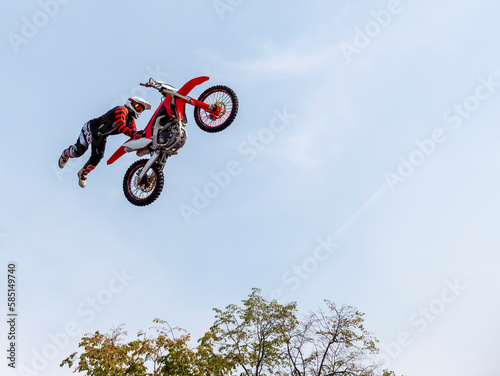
xmin=131 ymin=130 xmax=144 ymax=138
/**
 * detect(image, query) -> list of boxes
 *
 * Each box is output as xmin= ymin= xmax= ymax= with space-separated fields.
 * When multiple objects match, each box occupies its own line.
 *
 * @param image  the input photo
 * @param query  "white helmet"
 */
xmin=125 ymin=96 xmax=152 ymax=119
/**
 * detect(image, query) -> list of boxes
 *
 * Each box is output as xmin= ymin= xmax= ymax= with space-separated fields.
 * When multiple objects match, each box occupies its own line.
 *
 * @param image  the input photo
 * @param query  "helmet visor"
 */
xmin=133 ymin=102 xmax=145 ymax=113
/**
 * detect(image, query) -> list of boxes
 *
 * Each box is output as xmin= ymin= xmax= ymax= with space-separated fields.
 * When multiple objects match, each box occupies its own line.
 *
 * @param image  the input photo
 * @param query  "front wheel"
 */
xmin=194 ymin=85 xmax=239 ymax=133
xmin=123 ymin=159 xmax=164 ymax=206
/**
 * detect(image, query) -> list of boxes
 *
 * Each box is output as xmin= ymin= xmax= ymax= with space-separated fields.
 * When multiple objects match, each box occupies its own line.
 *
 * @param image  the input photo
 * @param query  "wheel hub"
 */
xmin=134 ymin=169 xmax=156 ymax=193
xmin=209 ymin=103 xmax=226 ymax=120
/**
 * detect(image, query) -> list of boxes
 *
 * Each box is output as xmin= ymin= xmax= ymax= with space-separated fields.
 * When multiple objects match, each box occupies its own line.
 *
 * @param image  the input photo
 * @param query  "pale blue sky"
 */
xmin=2 ymin=1 xmax=500 ymax=375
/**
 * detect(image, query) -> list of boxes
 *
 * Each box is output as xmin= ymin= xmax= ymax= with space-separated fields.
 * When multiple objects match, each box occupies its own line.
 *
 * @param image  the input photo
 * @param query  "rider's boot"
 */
xmin=58 ymin=148 xmax=72 ymax=169
xmin=77 ymin=164 xmax=95 ymax=188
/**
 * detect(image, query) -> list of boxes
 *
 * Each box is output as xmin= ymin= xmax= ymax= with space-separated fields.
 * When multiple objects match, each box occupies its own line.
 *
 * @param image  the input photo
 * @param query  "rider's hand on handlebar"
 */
xmin=131 ymin=130 xmax=145 ymax=139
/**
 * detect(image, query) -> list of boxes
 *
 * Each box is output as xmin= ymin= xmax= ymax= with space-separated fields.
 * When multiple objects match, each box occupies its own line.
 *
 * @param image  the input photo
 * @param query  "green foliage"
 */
xmin=61 ymin=289 xmax=404 ymax=376
xmin=60 ymin=325 xmax=149 ymax=376
xmin=206 ymin=288 xmax=298 ymax=376
xmin=61 ymin=319 xmax=235 ymax=376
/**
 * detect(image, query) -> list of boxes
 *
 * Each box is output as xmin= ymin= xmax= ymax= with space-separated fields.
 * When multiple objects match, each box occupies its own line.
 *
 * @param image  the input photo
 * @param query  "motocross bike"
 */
xmin=107 ymin=76 xmax=238 ymax=206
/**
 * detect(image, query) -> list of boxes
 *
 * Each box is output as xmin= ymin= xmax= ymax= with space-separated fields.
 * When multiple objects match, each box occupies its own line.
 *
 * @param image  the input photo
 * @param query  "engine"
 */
xmin=157 ymin=119 xmax=187 ymax=155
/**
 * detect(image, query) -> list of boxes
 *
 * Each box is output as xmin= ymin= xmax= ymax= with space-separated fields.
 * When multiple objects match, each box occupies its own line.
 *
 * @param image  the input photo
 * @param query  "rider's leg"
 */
xmin=77 ymin=137 xmax=107 ymax=188
xmin=77 ymin=163 xmax=95 ymax=188
xmin=59 ymin=122 xmax=92 ymax=168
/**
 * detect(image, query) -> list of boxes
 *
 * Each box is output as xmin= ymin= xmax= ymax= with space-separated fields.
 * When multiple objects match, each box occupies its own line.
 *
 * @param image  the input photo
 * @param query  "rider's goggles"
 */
xmin=133 ymin=102 xmax=145 ymax=112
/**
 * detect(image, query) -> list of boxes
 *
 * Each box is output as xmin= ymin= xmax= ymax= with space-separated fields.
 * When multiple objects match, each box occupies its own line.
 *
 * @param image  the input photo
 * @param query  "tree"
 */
xmin=61 ymin=319 xmax=234 ymax=376
xmin=61 ymin=290 xmax=404 ymax=376
xmin=206 ymin=288 xmax=298 ymax=376
xmin=207 ymin=291 xmax=394 ymax=376
xmin=284 ymin=302 xmax=380 ymax=376
xmin=60 ymin=324 xmax=149 ymax=376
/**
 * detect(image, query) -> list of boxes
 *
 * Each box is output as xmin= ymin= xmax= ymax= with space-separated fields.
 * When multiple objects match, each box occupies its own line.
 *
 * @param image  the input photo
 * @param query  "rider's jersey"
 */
xmin=89 ymin=106 xmax=137 ymax=138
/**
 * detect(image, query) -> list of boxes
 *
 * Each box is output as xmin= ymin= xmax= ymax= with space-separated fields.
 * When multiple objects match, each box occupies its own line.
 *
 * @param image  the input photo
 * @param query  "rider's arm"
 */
xmin=115 ymin=107 xmax=136 ymax=137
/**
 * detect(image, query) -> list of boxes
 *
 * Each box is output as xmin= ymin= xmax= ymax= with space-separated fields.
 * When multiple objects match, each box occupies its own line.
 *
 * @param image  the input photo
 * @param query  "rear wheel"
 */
xmin=194 ymin=85 xmax=239 ymax=133
xmin=123 ymin=159 xmax=164 ymax=206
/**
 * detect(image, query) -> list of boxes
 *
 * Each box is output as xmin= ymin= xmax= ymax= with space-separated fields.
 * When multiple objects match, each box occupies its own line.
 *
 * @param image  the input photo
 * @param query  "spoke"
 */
xmin=199 ymin=90 xmax=234 ymax=128
xmin=129 ymin=166 xmax=157 ymax=200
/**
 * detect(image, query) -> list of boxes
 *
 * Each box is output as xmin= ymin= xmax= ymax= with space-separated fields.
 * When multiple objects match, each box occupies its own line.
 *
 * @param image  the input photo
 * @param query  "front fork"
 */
xmin=191 ymin=98 xmax=220 ymax=119
xmin=138 ymin=151 xmax=161 ymax=184
xmin=190 ymin=97 xmax=211 ymax=110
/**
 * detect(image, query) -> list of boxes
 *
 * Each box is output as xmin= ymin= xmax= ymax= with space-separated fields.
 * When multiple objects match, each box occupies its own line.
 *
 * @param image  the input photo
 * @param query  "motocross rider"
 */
xmin=58 ymin=97 xmax=151 ymax=188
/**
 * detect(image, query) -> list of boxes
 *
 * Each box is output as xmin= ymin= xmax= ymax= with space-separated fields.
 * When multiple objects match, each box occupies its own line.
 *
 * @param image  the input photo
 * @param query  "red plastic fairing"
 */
xmin=107 ymin=146 xmax=127 ymax=165
xmin=145 ymin=97 xmax=169 ymax=139
xmin=177 ymin=76 xmax=209 ymax=96
xmin=175 ymin=98 xmax=185 ymax=122
xmin=164 ymin=95 xmax=174 ymax=118
xmin=144 ymin=112 xmax=156 ymax=139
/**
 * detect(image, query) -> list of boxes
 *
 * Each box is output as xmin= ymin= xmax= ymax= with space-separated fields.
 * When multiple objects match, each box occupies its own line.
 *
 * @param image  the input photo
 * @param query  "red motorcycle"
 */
xmin=107 ymin=76 xmax=238 ymax=206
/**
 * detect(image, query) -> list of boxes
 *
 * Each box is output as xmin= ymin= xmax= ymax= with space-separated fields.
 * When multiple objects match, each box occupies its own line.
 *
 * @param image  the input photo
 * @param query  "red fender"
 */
xmin=175 ymin=76 xmax=209 ymax=122
xmin=107 ymin=146 xmax=127 ymax=165
xmin=177 ymin=76 xmax=209 ymax=96
xmin=107 ymin=135 xmax=140 ymax=165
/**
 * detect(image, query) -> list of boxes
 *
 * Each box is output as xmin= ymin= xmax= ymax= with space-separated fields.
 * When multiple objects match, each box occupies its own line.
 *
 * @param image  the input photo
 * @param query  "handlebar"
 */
xmin=139 ymin=78 xmax=183 ymax=98
xmin=140 ymin=78 xmax=163 ymax=89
